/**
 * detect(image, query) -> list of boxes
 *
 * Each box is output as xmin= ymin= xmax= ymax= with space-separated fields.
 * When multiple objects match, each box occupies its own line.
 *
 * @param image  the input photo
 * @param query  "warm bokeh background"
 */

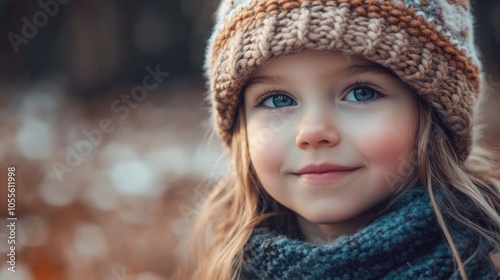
xmin=0 ymin=1 xmax=499 ymax=279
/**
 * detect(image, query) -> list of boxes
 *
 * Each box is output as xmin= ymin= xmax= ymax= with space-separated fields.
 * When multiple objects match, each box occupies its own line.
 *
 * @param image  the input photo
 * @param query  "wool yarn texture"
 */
xmin=204 ymin=0 xmax=484 ymax=161
xmin=241 ymin=187 xmax=498 ymax=279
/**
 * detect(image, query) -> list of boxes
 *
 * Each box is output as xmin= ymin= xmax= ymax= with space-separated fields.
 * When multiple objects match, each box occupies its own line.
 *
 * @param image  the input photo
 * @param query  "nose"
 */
xmin=295 ymin=108 xmax=340 ymax=149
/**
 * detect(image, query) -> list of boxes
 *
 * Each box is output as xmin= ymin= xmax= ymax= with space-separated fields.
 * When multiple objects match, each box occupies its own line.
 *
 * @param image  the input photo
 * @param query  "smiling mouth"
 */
xmin=292 ymin=164 xmax=360 ymax=185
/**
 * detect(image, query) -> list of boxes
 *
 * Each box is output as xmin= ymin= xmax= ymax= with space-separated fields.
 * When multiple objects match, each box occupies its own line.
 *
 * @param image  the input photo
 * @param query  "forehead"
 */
xmin=245 ymin=51 xmax=395 ymax=88
xmin=252 ymin=51 xmax=372 ymax=74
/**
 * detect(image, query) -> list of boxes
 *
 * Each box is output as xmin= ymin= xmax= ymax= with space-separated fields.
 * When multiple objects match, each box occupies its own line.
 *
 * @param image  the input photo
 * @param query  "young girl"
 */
xmin=184 ymin=0 xmax=500 ymax=279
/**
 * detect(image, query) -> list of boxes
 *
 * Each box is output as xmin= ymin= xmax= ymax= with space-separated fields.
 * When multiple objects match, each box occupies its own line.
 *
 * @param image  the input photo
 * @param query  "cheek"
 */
xmin=356 ymin=112 xmax=416 ymax=172
xmin=365 ymin=127 xmax=411 ymax=158
xmin=247 ymin=121 xmax=286 ymax=175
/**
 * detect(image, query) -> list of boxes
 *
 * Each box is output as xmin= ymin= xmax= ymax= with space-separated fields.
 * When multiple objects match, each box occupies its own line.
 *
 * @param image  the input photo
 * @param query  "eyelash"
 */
xmin=252 ymin=83 xmax=385 ymax=110
xmin=253 ymin=88 xmax=289 ymax=110
xmin=344 ymin=84 xmax=385 ymax=107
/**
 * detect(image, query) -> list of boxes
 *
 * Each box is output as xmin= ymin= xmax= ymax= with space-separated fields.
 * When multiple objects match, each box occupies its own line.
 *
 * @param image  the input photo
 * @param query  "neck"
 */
xmin=296 ymin=215 xmax=371 ymax=243
xmin=295 ymin=203 xmax=388 ymax=243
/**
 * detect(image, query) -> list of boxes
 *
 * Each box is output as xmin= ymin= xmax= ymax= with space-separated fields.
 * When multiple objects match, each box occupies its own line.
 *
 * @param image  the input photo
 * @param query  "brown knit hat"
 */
xmin=204 ymin=0 xmax=484 ymax=161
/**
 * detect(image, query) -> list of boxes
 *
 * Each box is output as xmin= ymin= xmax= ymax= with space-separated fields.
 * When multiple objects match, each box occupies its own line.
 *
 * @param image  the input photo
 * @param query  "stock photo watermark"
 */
xmin=178 ymin=183 xmax=212 ymax=224
xmin=108 ymin=266 xmax=135 ymax=280
xmin=51 ymin=64 xmax=170 ymax=182
xmin=248 ymin=113 xmax=293 ymax=155
xmin=384 ymin=150 xmax=418 ymax=193
xmin=6 ymin=166 xmax=17 ymax=272
xmin=176 ymin=113 xmax=294 ymax=224
xmin=485 ymin=74 xmax=500 ymax=95
xmin=7 ymin=0 xmax=71 ymax=54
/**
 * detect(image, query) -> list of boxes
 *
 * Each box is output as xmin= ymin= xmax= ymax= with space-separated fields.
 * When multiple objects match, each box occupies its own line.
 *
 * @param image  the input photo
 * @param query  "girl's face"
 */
xmin=243 ymin=51 xmax=418 ymax=241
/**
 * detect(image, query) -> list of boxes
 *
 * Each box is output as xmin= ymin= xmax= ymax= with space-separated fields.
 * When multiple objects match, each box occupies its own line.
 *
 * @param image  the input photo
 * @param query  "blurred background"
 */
xmin=0 ymin=0 xmax=498 ymax=279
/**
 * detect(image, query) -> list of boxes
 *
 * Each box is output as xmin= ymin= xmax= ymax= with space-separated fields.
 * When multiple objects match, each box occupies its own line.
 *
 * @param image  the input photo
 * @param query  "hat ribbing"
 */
xmin=204 ymin=0 xmax=483 ymax=160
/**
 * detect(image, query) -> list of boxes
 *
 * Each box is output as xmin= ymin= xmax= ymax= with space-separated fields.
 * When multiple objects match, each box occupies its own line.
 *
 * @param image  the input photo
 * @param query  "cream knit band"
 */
xmin=204 ymin=0 xmax=483 ymax=160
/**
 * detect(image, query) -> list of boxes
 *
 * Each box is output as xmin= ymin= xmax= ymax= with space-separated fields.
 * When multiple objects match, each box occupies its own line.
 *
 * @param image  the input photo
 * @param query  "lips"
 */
xmin=292 ymin=163 xmax=359 ymax=185
xmin=294 ymin=163 xmax=359 ymax=174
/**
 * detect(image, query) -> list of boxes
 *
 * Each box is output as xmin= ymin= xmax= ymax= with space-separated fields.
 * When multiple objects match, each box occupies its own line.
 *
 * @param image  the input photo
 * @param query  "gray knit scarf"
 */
xmin=242 ymin=187 xmax=498 ymax=279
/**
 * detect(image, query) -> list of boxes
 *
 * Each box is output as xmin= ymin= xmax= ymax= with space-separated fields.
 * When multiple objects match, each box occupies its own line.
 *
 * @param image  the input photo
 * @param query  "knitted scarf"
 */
xmin=242 ymin=187 xmax=498 ymax=279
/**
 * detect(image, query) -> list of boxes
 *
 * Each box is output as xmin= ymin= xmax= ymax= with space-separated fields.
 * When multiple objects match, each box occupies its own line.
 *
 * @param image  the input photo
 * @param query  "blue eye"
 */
xmin=344 ymin=86 xmax=380 ymax=102
xmin=261 ymin=94 xmax=297 ymax=108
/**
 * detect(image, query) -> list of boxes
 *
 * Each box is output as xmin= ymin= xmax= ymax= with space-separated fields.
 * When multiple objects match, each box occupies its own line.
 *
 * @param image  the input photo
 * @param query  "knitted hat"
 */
xmin=204 ymin=0 xmax=484 ymax=161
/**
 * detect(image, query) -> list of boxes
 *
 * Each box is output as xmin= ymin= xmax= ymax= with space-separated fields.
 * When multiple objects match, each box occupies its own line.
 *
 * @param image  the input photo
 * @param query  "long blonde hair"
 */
xmin=180 ymin=95 xmax=500 ymax=280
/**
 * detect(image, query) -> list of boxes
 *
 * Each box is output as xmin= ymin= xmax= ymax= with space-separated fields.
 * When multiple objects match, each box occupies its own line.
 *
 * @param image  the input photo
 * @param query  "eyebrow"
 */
xmin=245 ymin=63 xmax=394 ymax=87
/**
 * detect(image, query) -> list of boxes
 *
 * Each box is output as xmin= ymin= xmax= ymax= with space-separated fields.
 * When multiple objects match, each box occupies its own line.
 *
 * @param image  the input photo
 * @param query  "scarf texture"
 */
xmin=242 ymin=187 xmax=498 ymax=279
